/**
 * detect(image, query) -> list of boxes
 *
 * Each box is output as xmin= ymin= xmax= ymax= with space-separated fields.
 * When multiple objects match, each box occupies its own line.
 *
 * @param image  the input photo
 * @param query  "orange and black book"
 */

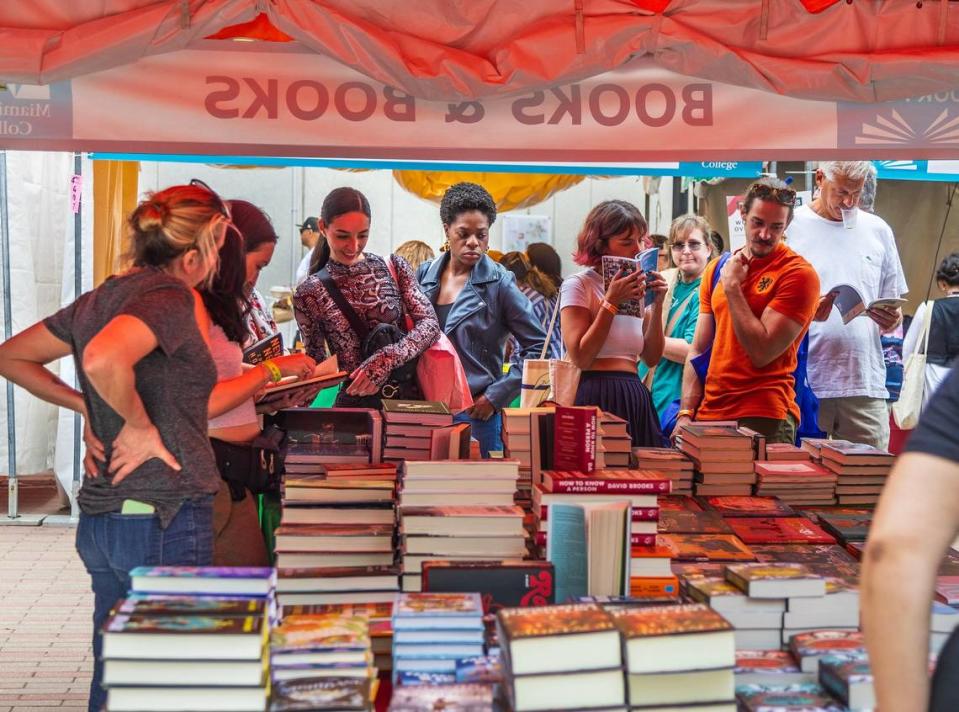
xmin=608 ymin=602 xmax=732 ymax=638
xmin=656 ymin=533 xmax=756 ymax=562
xmin=497 ymin=603 xmax=615 ymax=641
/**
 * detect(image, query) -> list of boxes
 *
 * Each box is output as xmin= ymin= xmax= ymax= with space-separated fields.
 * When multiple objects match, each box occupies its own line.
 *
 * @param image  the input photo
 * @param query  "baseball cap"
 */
xmin=298 ymin=216 xmax=319 ymax=231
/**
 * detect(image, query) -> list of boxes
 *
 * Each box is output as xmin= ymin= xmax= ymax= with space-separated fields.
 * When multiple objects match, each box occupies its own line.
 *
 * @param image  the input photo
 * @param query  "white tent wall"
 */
xmin=0 ymin=150 xmax=75 ymax=481
xmin=137 ymin=164 xmax=675 ymax=301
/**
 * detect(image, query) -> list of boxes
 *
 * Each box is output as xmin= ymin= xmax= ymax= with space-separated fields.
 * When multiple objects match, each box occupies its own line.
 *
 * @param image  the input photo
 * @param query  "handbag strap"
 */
xmin=541 ymin=293 xmax=562 ymax=360
xmin=665 ymin=288 xmax=696 ymax=338
xmin=919 ymin=299 xmax=935 ymax=356
xmin=385 ymin=255 xmax=414 ymax=331
xmin=318 ymin=267 xmax=369 ymax=341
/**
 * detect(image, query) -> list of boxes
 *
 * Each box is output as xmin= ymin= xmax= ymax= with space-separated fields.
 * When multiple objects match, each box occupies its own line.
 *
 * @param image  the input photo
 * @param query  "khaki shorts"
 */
xmin=817 ymin=396 xmax=890 ymax=450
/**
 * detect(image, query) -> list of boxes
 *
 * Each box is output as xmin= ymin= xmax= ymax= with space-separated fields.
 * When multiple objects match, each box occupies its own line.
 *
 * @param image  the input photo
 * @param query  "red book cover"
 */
xmin=540 ymin=469 xmax=671 ymax=495
xmin=725 ymin=517 xmax=837 ymax=545
xmin=658 ymin=495 xmax=704 ymax=512
xmin=552 ymin=406 xmax=598 ymax=473
xmin=698 ymin=496 xmax=796 ymax=518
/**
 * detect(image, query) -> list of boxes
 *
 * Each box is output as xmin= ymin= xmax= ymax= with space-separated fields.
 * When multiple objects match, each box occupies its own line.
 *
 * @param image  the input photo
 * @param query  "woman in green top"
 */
xmin=639 ymin=215 xmax=715 ymax=425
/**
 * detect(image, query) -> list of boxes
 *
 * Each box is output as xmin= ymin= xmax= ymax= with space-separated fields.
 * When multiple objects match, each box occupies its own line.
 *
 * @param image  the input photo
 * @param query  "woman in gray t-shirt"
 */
xmin=0 ymin=182 xmax=230 ymax=712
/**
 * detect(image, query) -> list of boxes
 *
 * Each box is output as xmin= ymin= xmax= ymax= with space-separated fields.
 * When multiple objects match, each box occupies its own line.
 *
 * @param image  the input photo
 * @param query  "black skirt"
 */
xmin=575 ymin=370 xmax=665 ymax=447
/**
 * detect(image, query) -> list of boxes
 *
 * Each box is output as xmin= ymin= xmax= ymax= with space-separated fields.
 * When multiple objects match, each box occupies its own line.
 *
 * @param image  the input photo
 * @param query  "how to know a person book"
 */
xmin=539 ymin=469 xmax=671 ymax=494
xmin=829 ymin=283 xmax=906 ymax=325
xmin=552 ymin=405 xmax=597 ymax=473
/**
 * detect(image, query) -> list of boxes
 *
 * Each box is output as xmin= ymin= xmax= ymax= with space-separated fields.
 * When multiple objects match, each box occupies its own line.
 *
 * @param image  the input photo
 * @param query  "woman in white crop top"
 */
xmin=560 ymin=200 xmax=668 ymax=446
xmin=201 ymin=206 xmax=316 ymax=566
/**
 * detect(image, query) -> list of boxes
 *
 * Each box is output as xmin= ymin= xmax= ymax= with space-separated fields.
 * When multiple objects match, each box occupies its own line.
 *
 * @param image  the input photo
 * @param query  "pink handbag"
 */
xmin=387 ymin=257 xmax=474 ymax=412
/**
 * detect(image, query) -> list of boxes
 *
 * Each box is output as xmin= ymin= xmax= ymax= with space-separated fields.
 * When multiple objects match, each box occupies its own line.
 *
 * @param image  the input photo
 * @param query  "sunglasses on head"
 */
xmin=189 ymin=178 xmax=231 ymax=220
xmin=751 ymin=183 xmax=797 ymax=207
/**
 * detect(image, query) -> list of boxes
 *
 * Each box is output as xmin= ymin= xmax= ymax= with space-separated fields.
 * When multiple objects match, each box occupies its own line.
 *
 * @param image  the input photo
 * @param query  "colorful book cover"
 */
xmin=387 ymin=683 xmax=494 ymax=711
xmin=601 ymin=254 xmax=643 ymax=317
xmin=129 ymin=566 xmax=274 ymax=580
xmin=394 ymin=592 xmax=483 ymax=617
xmin=725 ymin=517 xmax=836 ymax=545
xmin=421 ymin=560 xmax=554 ymax=612
xmin=671 ymin=562 xmax=727 ymax=580
xmin=283 ymin=601 xmax=392 ymax=620
xmin=397 ymin=671 xmax=457 ymax=686
xmin=608 ymin=602 xmax=733 ymax=638
xmin=751 ymin=544 xmax=860 ymax=584
xmin=659 ymin=510 xmax=732 ymax=534
xmin=735 ymin=650 xmax=802 ymax=674
xmin=270 ymin=677 xmax=370 ymax=711
xmin=455 ymin=656 xmax=502 ymax=684
xmin=819 ymin=653 xmax=872 ymax=703
xmin=686 ymin=577 xmax=746 ymax=603
xmin=270 ymin=615 xmax=370 ymax=652
xmin=656 ymin=533 xmax=756 ymax=562
xmin=628 ymin=575 xmax=681 ymax=599
xmin=115 ymin=594 xmax=265 ymax=617
xmin=736 ymin=682 xmax=845 ymax=711
xmin=658 ymin=495 xmax=704 ymax=512
xmin=789 ymin=630 xmax=866 ymax=660
xmin=698 ymin=496 xmax=796 ymax=517
xmin=497 ymin=603 xmax=615 ymax=640
xmin=105 ymin=613 xmax=263 ymax=635
xmin=552 ymin=405 xmax=598 ymax=473
xmin=540 ymin=469 xmax=671 ymax=494
xmin=726 ymin=562 xmax=821 ymax=586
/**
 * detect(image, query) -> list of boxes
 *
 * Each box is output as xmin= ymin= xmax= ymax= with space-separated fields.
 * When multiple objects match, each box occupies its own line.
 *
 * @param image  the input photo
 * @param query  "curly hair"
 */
xmin=937 ymin=251 xmax=959 ymax=288
xmin=439 ymin=182 xmax=497 ymax=228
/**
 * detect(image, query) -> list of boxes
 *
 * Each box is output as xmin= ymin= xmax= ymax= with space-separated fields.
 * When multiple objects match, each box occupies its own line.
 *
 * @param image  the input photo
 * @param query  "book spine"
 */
xmin=536 ymin=531 xmax=656 ymax=547
xmin=628 ymin=575 xmax=680 ymax=598
xmin=545 ymin=479 xmax=669 ymax=494
xmin=538 ymin=505 xmax=659 ymax=522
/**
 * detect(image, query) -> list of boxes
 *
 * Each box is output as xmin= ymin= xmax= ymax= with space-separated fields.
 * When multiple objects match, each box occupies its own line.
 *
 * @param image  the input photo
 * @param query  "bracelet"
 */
xmin=261 ymin=360 xmax=283 ymax=384
xmin=676 ymin=408 xmax=696 ymax=420
xmin=601 ymin=300 xmax=619 ymax=316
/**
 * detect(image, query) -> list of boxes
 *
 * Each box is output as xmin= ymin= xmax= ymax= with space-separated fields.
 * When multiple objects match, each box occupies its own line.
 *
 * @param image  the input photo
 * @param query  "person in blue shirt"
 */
xmin=417 ymin=182 xmax=546 ymax=456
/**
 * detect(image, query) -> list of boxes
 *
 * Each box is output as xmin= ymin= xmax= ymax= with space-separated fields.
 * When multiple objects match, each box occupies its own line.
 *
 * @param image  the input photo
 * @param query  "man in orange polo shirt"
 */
xmin=675 ymin=178 xmax=820 ymax=443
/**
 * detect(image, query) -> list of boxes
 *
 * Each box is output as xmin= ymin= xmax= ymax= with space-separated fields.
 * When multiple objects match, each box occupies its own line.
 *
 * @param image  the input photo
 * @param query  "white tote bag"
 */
xmin=893 ymin=300 xmax=934 ymax=429
xmin=520 ymin=294 xmax=581 ymax=407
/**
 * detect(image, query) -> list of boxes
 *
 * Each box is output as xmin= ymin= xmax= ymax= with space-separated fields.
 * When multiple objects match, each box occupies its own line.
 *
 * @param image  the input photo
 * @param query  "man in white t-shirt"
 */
xmin=294 ymin=216 xmax=320 ymax=286
xmin=787 ymin=161 xmax=908 ymax=449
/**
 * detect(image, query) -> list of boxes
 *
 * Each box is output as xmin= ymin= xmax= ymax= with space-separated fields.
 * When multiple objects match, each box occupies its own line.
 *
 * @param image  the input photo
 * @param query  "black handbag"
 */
xmin=318 ymin=261 xmax=419 ymax=398
xmin=210 ymin=424 xmax=287 ymax=500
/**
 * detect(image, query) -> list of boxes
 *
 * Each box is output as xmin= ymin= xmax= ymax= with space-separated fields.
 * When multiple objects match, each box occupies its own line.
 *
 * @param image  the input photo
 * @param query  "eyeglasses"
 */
xmin=750 ymin=183 xmax=797 ymax=207
xmin=671 ymin=240 xmax=707 ymax=252
xmin=189 ymin=178 xmax=231 ymax=220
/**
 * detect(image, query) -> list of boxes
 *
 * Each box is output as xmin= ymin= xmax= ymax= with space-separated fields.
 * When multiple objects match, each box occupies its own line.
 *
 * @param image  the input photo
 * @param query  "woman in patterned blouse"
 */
xmin=293 ymin=187 xmax=440 ymax=408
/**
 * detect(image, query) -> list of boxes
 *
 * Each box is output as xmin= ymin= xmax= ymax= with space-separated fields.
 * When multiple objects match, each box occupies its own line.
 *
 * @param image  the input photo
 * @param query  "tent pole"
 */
xmin=0 ymin=150 xmax=18 ymax=520
xmin=71 ymin=153 xmax=82 ymax=519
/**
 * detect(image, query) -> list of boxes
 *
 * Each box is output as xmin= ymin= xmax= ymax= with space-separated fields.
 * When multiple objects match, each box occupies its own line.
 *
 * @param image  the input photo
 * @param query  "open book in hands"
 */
xmin=829 ymin=284 xmax=906 ymax=325
xmin=255 ymin=354 xmax=347 ymax=407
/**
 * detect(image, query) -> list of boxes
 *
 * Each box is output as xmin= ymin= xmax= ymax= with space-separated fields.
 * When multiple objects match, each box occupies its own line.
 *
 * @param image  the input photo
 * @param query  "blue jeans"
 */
xmin=454 ymin=410 xmax=504 ymax=458
xmin=75 ymin=498 xmax=214 ymax=712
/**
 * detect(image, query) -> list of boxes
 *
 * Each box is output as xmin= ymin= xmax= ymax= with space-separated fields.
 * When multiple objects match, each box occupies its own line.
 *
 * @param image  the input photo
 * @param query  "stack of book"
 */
xmin=814 ymin=509 xmax=872 ymax=549
xmin=270 ymin=613 xmax=375 ymax=689
xmin=284 ymin=601 xmax=394 ymax=674
xmin=633 ymin=447 xmax=695 ymax=495
xmin=100 ymin=567 xmax=274 ymax=712
xmin=535 ymin=469 xmax=676 ymax=600
xmin=800 ymin=437 xmax=852 ymax=463
xmin=502 ymin=407 xmax=554 ymax=511
xmin=391 ymin=593 xmax=485 ymax=681
xmin=280 ymin=462 xmax=397 ymax=527
xmin=397 ymin=459 xmax=523 ymax=593
xmin=398 ymin=505 xmax=527 ymax=593
xmin=685 ymin=575 xmax=786 ymax=650
xmin=676 ymin=423 xmax=756 ymax=496
xmin=765 ymin=443 xmax=813 ymax=462
xmin=596 ymin=411 xmax=631 ymax=469
xmin=753 ymin=461 xmax=838 ymax=506
xmin=788 ymin=630 xmax=866 ymax=674
xmin=497 ymin=603 xmax=627 ymax=711
xmin=381 ymin=400 xmax=456 ymax=462
xmin=818 ymin=442 xmax=895 ymax=505
xmin=611 ymin=603 xmax=736 ymax=710
xmin=781 ymin=578 xmax=860 ymax=645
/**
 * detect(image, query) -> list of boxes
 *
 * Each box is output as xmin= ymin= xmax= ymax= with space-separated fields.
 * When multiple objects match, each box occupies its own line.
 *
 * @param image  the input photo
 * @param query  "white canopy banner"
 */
xmin=1 ymin=45 xmax=957 ymax=162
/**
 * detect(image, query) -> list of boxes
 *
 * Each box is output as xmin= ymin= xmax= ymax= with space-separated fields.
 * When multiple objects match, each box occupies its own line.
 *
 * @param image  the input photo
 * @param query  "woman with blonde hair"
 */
xmin=640 ymin=214 xmax=714 ymax=425
xmin=394 ymin=239 xmax=436 ymax=271
xmin=0 ymin=182 xmax=230 ymax=712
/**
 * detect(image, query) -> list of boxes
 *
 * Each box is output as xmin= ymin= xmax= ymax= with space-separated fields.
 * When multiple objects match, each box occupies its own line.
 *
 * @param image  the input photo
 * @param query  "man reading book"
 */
xmin=675 ymin=178 xmax=819 ymax=444
xmin=862 ymin=365 xmax=959 ymax=711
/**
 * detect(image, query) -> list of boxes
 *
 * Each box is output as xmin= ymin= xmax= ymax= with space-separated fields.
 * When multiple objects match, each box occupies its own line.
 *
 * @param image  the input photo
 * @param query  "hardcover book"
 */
xmin=698 ymin=496 xmax=796 ymax=518
xmin=656 ymin=533 xmax=756 ymax=562
xmin=102 ymin=613 xmax=266 ymax=660
xmin=421 ymin=560 xmax=554 ymax=613
xmin=540 ymin=469 xmax=671 ymax=494
xmin=725 ymin=517 xmax=836 ymax=545
xmin=552 ymin=405 xmax=598 ymax=473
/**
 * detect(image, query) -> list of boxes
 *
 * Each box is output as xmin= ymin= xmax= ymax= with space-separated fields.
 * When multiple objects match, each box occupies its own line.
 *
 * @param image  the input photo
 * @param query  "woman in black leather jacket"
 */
xmin=417 ymin=182 xmax=546 ymax=456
